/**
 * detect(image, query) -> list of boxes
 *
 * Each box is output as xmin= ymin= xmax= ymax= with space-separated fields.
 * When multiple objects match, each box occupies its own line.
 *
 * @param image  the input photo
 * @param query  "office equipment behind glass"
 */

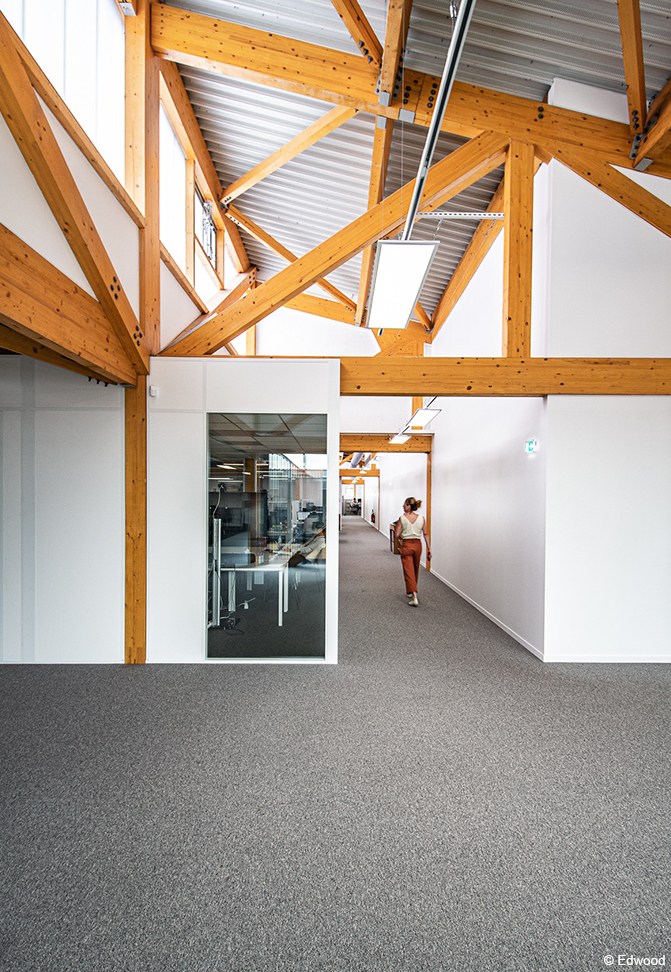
xmin=207 ymin=413 xmax=327 ymax=659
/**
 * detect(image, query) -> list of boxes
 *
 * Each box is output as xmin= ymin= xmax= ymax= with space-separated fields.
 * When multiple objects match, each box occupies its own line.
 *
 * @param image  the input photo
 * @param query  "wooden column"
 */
xmin=245 ymin=324 xmax=257 ymax=356
xmin=502 ymin=140 xmax=534 ymax=357
xmin=125 ymin=0 xmax=160 ymax=353
xmin=185 ymin=158 xmax=195 ymax=283
xmin=125 ymin=378 xmax=147 ymax=664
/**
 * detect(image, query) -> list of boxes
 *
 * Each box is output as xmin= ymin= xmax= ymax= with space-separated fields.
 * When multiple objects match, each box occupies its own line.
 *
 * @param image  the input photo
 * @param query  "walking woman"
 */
xmin=395 ymin=497 xmax=431 ymax=606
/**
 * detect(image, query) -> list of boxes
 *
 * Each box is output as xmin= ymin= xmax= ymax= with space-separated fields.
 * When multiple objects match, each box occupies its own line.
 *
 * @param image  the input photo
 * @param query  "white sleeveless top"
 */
xmin=400 ymin=513 xmax=424 ymax=539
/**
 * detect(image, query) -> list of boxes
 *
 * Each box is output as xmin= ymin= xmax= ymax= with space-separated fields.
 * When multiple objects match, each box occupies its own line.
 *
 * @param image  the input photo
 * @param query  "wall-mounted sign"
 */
xmin=525 ymin=439 xmax=538 ymax=454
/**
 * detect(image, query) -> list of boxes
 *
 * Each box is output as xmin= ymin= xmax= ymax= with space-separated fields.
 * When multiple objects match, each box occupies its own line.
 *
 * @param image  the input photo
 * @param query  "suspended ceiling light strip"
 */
xmin=400 ymin=0 xmax=478 ymax=242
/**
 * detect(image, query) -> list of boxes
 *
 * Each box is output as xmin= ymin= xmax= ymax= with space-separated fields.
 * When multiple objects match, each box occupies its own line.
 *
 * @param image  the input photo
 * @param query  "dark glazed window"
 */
xmin=207 ymin=413 xmax=327 ymax=659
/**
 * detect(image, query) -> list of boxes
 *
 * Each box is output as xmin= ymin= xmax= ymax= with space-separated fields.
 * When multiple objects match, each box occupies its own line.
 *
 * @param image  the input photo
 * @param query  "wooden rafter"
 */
xmin=126 ymin=0 xmax=161 ymax=354
xmin=330 ymin=0 xmax=382 ymax=68
xmin=379 ymin=0 xmax=413 ymax=106
xmin=338 ymin=356 xmax=671 ymax=396
xmin=226 ymin=205 xmax=356 ymax=310
xmin=163 ymin=132 xmax=507 ymax=354
xmin=185 ymin=158 xmax=196 ymax=282
xmin=375 ymin=320 xmax=427 ymax=357
xmin=0 ymin=222 xmax=136 ymax=385
xmin=158 ymin=57 xmax=251 ymax=273
xmin=356 ymin=120 xmax=394 ymax=324
xmin=0 ymin=325 xmax=114 ymax=384
xmin=0 ymin=13 xmax=149 ymax=375
xmin=222 ymin=105 xmax=357 ymax=204
xmin=617 ymin=0 xmax=647 ymax=137
xmin=340 ymin=434 xmax=432 ymax=453
xmin=636 ymin=78 xmax=671 ymax=167
xmin=151 ymin=6 xmax=671 ymax=177
xmin=540 ymin=146 xmax=671 ymax=238
xmin=285 ymin=294 xmax=356 ymax=325
xmin=339 ymin=467 xmax=380 ymax=477
xmin=163 ymin=268 xmax=256 ymax=353
xmin=502 ymin=140 xmax=534 ymax=358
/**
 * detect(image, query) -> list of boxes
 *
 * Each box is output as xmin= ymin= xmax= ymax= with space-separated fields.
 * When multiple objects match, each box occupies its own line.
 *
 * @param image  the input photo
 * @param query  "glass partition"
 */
xmin=207 ymin=413 xmax=327 ymax=659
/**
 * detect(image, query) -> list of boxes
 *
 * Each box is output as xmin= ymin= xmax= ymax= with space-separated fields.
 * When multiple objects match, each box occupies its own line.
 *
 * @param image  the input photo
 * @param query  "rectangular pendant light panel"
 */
xmin=406 ymin=407 xmax=441 ymax=429
xmin=366 ymin=241 xmax=439 ymax=330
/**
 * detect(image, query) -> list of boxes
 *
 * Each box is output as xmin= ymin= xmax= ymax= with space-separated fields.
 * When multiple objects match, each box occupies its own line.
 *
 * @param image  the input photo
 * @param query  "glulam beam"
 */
xmin=222 ymin=105 xmax=357 ymax=203
xmin=125 ymin=378 xmax=147 ymax=664
xmin=0 ymin=223 xmax=136 ymax=385
xmin=635 ymin=79 xmax=671 ymax=166
xmin=502 ymin=140 xmax=534 ymax=357
xmin=356 ymin=120 xmax=394 ymax=324
xmin=330 ymin=0 xmax=382 ymax=68
xmin=617 ymin=0 xmax=647 ymax=137
xmin=379 ymin=0 xmax=412 ymax=107
xmin=340 ymin=434 xmax=432 ymax=452
xmin=542 ymin=146 xmax=671 ymax=238
xmin=226 ymin=205 xmax=356 ymax=309
xmin=164 ymin=132 xmax=507 ymax=353
xmin=158 ymin=58 xmax=251 ymax=272
xmin=338 ymin=356 xmax=671 ymax=396
xmin=0 ymin=13 xmax=149 ymax=374
xmin=125 ymin=0 xmax=161 ymax=352
xmin=150 ymin=5 xmax=670 ymax=175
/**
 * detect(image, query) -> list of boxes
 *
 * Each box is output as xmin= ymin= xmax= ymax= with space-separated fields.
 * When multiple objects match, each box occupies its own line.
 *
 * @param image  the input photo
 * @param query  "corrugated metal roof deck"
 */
xmin=170 ymin=0 xmax=671 ymax=320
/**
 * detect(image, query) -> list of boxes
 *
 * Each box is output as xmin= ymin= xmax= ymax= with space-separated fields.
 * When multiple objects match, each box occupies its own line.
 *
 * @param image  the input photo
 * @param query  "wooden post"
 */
xmin=185 ymin=158 xmax=195 ymax=283
xmin=502 ymin=140 xmax=534 ymax=357
xmin=246 ymin=324 xmax=257 ymax=356
xmin=125 ymin=378 xmax=147 ymax=663
xmin=125 ymin=0 xmax=160 ymax=353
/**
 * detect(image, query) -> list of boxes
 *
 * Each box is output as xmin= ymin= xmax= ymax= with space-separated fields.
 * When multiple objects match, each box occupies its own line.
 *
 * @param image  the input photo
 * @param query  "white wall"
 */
xmin=428 ymin=199 xmax=549 ymax=655
xmin=159 ymin=262 xmax=206 ymax=350
xmin=0 ymin=103 xmax=141 ymax=317
xmin=429 ymin=397 xmax=547 ymax=656
xmin=363 ymin=473 xmax=379 ymax=526
xmin=340 ymin=395 xmax=413 ymax=433
xmin=0 ymin=358 xmax=124 ymax=663
xmin=421 ymin=78 xmax=671 ymax=662
xmin=544 ymin=396 xmax=671 ymax=662
xmin=539 ymin=79 xmax=671 ymax=661
xmin=376 ymin=451 xmax=427 ymax=560
xmin=147 ymin=357 xmax=341 ymax=664
xmin=252 ymin=305 xmax=380 ymax=357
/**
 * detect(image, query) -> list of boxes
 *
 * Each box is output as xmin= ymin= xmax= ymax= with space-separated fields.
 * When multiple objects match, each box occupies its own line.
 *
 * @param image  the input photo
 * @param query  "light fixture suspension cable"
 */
xmin=400 ymin=0 xmax=478 ymax=242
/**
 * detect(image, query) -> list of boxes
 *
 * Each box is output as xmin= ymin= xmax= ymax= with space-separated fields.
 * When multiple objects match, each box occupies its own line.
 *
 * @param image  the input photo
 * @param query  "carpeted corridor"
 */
xmin=1 ymin=516 xmax=669 ymax=972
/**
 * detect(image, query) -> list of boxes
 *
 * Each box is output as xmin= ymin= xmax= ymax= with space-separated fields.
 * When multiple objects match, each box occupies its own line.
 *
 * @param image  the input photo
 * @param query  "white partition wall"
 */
xmin=0 ymin=358 xmax=125 ymax=663
xmin=147 ymin=357 xmax=340 ymax=663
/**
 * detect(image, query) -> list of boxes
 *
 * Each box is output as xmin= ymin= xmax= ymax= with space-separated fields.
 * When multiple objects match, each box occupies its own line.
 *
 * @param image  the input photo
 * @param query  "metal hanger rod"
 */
xmin=400 ymin=0 xmax=478 ymax=242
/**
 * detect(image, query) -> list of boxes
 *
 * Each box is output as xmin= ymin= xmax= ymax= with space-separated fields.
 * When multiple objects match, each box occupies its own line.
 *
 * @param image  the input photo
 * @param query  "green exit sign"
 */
xmin=525 ymin=439 xmax=538 ymax=454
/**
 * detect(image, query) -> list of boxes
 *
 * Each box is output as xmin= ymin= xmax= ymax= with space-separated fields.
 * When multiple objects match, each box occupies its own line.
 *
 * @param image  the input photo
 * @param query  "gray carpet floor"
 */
xmin=1 ymin=516 xmax=670 ymax=972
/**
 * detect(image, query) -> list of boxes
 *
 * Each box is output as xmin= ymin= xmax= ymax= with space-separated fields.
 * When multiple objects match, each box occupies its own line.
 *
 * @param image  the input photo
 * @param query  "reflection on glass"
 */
xmin=207 ymin=414 xmax=327 ymax=658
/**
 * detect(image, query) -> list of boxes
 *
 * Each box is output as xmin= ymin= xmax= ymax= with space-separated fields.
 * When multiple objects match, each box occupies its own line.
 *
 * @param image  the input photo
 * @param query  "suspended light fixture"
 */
xmin=404 ymin=406 xmax=441 ymax=430
xmin=365 ymin=0 xmax=477 ymax=331
xmin=366 ymin=240 xmax=438 ymax=330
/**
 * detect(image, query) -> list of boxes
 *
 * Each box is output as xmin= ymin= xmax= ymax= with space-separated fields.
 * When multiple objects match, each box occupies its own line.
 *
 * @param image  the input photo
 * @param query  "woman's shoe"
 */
xmin=409 ymin=594 xmax=418 ymax=606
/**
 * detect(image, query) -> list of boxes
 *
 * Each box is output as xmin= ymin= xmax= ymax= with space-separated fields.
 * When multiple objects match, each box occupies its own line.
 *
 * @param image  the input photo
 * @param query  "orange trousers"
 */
xmin=400 ymin=538 xmax=422 ymax=594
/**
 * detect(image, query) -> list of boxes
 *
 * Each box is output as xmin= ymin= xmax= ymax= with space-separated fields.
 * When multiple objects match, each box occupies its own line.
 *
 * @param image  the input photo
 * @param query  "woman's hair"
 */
xmin=404 ymin=497 xmax=422 ymax=511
